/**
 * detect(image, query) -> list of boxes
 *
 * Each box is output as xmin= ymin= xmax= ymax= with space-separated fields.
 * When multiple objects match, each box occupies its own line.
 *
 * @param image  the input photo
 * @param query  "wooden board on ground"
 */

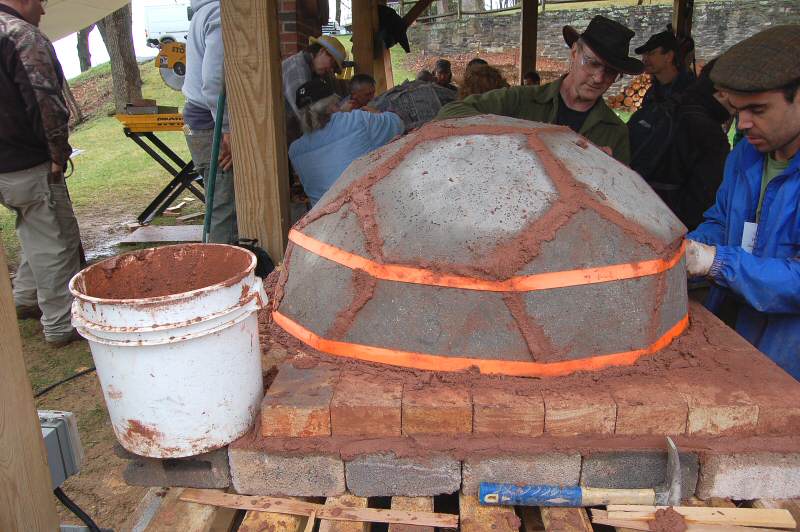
xmin=120 ymin=224 xmax=203 ymax=244
xmin=459 ymin=492 xmax=519 ymax=532
xmin=239 ymin=508 xmax=307 ymax=532
xmin=605 ymin=505 xmax=796 ymax=529
xmin=143 ymin=487 xmax=238 ymax=532
xmin=179 ymin=489 xmax=458 ymax=528
xmin=319 ymin=494 xmax=369 ymax=532
xmin=540 ymin=507 xmax=592 ymax=532
xmin=388 ymin=497 xmax=435 ymax=532
xmin=752 ymin=499 xmax=800 ymax=528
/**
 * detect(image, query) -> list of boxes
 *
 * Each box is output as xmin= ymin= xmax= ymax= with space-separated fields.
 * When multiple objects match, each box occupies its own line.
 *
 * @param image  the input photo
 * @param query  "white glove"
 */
xmin=686 ymin=239 xmax=716 ymax=277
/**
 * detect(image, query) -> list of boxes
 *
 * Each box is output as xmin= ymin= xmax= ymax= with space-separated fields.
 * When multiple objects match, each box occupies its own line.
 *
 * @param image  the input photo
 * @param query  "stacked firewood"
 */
xmin=607 ymin=74 xmax=652 ymax=112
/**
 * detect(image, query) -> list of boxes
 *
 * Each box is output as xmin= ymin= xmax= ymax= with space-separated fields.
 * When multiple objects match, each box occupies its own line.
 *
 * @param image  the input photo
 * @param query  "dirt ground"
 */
xmin=22 ymin=318 xmax=146 ymax=530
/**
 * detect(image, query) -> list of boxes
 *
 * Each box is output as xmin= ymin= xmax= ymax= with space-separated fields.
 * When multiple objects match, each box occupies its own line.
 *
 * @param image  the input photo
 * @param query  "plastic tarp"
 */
xmin=39 ymin=0 xmax=129 ymax=42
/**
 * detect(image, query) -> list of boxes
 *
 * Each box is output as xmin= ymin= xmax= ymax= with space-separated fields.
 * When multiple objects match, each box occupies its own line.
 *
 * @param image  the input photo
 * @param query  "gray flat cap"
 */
xmin=711 ymin=25 xmax=800 ymax=92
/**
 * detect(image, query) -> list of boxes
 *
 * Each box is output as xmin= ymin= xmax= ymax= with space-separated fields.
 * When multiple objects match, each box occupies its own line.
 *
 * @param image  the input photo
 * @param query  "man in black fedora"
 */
xmin=437 ymin=15 xmax=643 ymax=163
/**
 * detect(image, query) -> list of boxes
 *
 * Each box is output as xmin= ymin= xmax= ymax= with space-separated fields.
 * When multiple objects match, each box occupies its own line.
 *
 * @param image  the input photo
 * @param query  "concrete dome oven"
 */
xmin=273 ymin=116 xmax=688 ymax=377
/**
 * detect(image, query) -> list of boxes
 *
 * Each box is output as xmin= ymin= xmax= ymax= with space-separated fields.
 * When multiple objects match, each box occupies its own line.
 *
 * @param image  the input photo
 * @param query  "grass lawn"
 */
xmin=0 ymin=62 xmax=190 ymax=269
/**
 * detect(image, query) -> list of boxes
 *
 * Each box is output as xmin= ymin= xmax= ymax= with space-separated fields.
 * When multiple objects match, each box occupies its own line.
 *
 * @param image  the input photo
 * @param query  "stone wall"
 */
xmin=408 ymin=0 xmax=800 ymax=66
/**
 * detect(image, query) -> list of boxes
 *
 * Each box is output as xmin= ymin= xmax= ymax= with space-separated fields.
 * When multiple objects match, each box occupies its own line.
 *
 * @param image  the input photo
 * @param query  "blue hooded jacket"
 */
xmin=688 ymin=139 xmax=800 ymax=380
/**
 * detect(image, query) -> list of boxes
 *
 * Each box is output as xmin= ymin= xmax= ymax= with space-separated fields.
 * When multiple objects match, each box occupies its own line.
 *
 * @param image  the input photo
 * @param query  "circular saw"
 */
xmin=155 ymin=41 xmax=186 ymax=91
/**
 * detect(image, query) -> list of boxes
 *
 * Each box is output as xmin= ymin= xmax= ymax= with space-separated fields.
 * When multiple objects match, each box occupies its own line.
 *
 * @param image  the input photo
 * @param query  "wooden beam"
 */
xmin=352 ymin=0 xmax=394 ymax=93
xmin=519 ymin=0 xmax=538 ymax=84
xmin=221 ymin=0 xmax=290 ymax=263
xmin=402 ymin=0 xmax=436 ymax=26
xmin=0 ymin=244 xmax=60 ymax=532
xmin=671 ymin=0 xmax=694 ymax=38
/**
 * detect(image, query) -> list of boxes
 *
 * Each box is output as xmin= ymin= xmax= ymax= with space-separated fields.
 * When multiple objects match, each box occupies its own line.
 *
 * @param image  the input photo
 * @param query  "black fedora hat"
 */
xmin=563 ymin=16 xmax=644 ymax=75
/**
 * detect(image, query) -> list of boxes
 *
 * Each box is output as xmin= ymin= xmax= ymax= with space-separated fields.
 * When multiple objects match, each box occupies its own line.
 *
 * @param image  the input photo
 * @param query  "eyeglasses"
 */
xmin=579 ymin=53 xmax=620 ymax=82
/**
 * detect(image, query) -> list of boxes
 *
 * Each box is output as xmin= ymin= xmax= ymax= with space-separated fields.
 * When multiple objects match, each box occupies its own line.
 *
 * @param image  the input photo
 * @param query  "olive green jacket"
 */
xmin=436 ymin=78 xmax=631 ymax=164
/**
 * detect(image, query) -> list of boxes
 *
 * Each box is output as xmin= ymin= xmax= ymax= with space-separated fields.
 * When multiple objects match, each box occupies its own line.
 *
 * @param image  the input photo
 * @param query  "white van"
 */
xmin=144 ymin=1 xmax=192 ymax=46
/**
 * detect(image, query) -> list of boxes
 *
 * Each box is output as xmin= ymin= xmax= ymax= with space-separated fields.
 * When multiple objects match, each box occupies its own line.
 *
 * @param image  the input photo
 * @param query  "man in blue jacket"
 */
xmin=686 ymin=25 xmax=800 ymax=379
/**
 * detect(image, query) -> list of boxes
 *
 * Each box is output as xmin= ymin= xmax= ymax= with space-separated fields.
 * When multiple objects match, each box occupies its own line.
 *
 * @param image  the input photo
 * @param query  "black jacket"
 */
xmin=0 ymin=5 xmax=71 ymax=173
xmin=649 ymin=90 xmax=731 ymax=231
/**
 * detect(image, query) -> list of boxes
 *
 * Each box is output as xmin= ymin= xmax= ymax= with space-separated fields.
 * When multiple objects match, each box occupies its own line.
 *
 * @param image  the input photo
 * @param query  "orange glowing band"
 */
xmin=289 ymin=229 xmax=685 ymax=293
xmin=272 ymin=311 xmax=689 ymax=378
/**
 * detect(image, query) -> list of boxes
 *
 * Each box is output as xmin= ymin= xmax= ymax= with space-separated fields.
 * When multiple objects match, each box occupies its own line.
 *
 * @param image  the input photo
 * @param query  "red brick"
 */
xmin=331 ymin=373 xmax=402 ymax=436
xmin=472 ymin=388 xmax=544 ymax=436
xmin=261 ymin=362 xmax=338 ymax=437
xmin=402 ymin=385 xmax=472 ymax=435
xmin=543 ymin=390 xmax=616 ymax=436
xmin=669 ymin=380 xmax=758 ymax=436
xmin=612 ymin=384 xmax=688 ymax=435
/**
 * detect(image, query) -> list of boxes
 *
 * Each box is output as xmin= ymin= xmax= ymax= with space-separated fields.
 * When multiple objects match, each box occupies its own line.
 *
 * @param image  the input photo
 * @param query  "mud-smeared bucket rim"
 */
xmin=69 ymin=243 xmax=257 ymax=304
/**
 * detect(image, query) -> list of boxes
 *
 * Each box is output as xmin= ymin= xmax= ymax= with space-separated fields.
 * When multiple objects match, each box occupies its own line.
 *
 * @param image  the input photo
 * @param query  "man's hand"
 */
xmin=50 ymin=161 xmax=63 ymax=175
xmin=686 ymin=239 xmax=716 ymax=277
xmin=218 ymin=132 xmax=233 ymax=172
xmin=339 ymin=99 xmax=355 ymax=112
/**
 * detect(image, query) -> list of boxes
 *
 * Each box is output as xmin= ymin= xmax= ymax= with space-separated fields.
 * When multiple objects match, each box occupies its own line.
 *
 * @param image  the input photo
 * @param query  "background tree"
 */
xmin=76 ymin=24 xmax=94 ymax=73
xmin=97 ymin=4 xmax=142 ymax=113
xmin=335 ymin=0 xmax=341 ymax=24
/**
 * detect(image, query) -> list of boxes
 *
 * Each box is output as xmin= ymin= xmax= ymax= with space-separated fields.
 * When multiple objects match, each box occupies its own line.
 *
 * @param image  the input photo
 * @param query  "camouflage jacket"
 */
xmin=0 ymin=4 xmax=71 ymax=173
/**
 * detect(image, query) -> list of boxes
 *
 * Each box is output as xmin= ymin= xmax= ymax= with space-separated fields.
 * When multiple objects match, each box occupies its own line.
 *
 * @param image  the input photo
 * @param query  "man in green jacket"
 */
xmin=437 ymin=16 xmax=643 ymax=164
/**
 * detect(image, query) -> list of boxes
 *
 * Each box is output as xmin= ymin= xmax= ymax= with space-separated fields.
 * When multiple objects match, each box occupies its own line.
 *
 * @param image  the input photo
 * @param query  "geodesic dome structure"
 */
xmin=273 ymin=116 xmax=688 ymax=377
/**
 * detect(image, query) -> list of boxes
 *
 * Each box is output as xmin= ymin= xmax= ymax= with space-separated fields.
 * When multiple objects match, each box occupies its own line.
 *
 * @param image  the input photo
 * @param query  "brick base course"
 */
xmin=462 ymin=453 xmax=581 ymax=496
xmin=345 ymin=453 xmax=461 ymax=496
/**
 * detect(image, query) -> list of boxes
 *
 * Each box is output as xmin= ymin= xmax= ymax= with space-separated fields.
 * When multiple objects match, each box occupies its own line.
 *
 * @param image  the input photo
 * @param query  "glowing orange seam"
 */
xmin=272 ymin=311 xmax=689 ymax=378
xmin=289 ymin=229 xmax=685 ymax=292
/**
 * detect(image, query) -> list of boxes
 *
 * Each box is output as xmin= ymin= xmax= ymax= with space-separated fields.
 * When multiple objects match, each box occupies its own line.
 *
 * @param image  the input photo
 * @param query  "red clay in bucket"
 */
xmin=79 ymin=244 xmax=252 ymax=300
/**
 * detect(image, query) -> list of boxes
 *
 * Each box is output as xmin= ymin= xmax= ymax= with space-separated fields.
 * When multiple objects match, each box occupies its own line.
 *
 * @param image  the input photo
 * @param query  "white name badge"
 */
xmin=742 ymin=222 xmax=758 ymax=253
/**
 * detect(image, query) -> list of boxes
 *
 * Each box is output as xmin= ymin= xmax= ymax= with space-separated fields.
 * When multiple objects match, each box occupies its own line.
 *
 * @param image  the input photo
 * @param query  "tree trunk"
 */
xmin=76 ymin=24 xmax=94 ymax=72
xmin=97 ymin=4 xmax=142 ymax=114
xmin=63 ymin=81 xmax=84 ymax=127
xmin=335 ymin=0 xmax=341 ymax=24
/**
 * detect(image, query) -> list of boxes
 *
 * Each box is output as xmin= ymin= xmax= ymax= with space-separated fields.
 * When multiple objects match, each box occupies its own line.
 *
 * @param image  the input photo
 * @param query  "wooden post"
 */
xmin=672 ymin=0 xmax=694 ymax=38
xmin=220 ymin=0 xmax=290 ymax=262
xmin=402 ymin=0 xmax=437 ymax=26
xmin=519 ymin=0 xmax=538 ymax=84
xmin=0 ymin=245 xmax=60 ymax=531
xmin=352 ymin=0 xmax=394 ymax=93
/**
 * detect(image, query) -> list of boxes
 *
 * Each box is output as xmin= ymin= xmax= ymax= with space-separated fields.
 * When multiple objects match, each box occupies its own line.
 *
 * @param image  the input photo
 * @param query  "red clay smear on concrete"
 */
xmin=78 ymin=244 xmax=251 ymax=299
xmin=272 ymin=243 xmax=294 ymax=311
xmin=326 ymin=268 xmax=377 ymax=340
xmin=502 ymin=292 xmax=556 ymax=361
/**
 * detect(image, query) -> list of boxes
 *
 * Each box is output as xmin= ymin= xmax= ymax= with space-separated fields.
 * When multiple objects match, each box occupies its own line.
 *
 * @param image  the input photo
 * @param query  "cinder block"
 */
xmin=580 ymin=451 xmax=699 ymax=498
xmin=331 ymin=373 xmax=402 ymax=436
xmin=472 ymin=388 xmax=544 ymax=436
xmin=696 ymin=453 xmax=800 ymax=499
xmin=543 ymin=390 xmax=616 ymax=436
xmin=229 ymin=448 xmax=345 ymax=496
xmin=612 ymin=385 xmax=688 ymax=435
xmin=345 ymin=453 xmax=461 ymax=496
xmin=462 ymin=453 xmax=581 ymax=496
xmin=402 ymin=385 xmax=471 ymax=435
xmin=120 ymin=446 xmax=230 ymax=488
xmin=261 ymin=363 xmax=339 ymax=437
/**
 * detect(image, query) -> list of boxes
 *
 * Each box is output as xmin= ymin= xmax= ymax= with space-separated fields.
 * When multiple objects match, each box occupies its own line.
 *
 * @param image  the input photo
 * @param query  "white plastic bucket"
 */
xmin=69 ymin=244 xmax=266 ymax=458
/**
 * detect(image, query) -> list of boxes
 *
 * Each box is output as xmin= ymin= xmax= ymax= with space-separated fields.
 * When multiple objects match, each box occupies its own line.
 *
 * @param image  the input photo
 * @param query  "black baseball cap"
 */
xmin=635 ymin=30 xmax=679 ymax=54
xmin=295 ymin=78 xmax=335 ymax=109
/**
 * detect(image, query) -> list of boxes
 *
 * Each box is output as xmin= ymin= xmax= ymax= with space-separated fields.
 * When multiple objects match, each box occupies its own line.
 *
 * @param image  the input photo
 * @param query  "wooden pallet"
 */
xmin=127 ymin=488 xmax=800 ymax=532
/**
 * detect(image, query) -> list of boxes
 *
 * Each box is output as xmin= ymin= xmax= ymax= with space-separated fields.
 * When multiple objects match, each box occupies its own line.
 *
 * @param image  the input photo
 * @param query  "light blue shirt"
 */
xmin=289 ymin=110 xmax=404 ymax=205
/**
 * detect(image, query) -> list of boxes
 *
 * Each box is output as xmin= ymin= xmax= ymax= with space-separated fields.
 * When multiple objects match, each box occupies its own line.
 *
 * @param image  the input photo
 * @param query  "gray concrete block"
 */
xmin=345 ymin=453 xmax=461 ymax=496
xmin=462 ymin=453 xmax=581 ymax=496
xmin=580 ymin=452 xmax=699 ymax=499
xmin=696 ymin=453 xmax=800 ymax=500
xmin=121 ymin=446 xmax=230 ymax=489
xmin=229 ymin=448 xmax=345 ymax=496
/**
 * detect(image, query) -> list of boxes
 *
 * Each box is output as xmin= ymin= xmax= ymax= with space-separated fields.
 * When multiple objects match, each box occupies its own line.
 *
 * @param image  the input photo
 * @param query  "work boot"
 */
xmin=45 ymin=329 xmax=82 ymax=348
xmin=16 ymin=304 xmax=42 ymax=320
